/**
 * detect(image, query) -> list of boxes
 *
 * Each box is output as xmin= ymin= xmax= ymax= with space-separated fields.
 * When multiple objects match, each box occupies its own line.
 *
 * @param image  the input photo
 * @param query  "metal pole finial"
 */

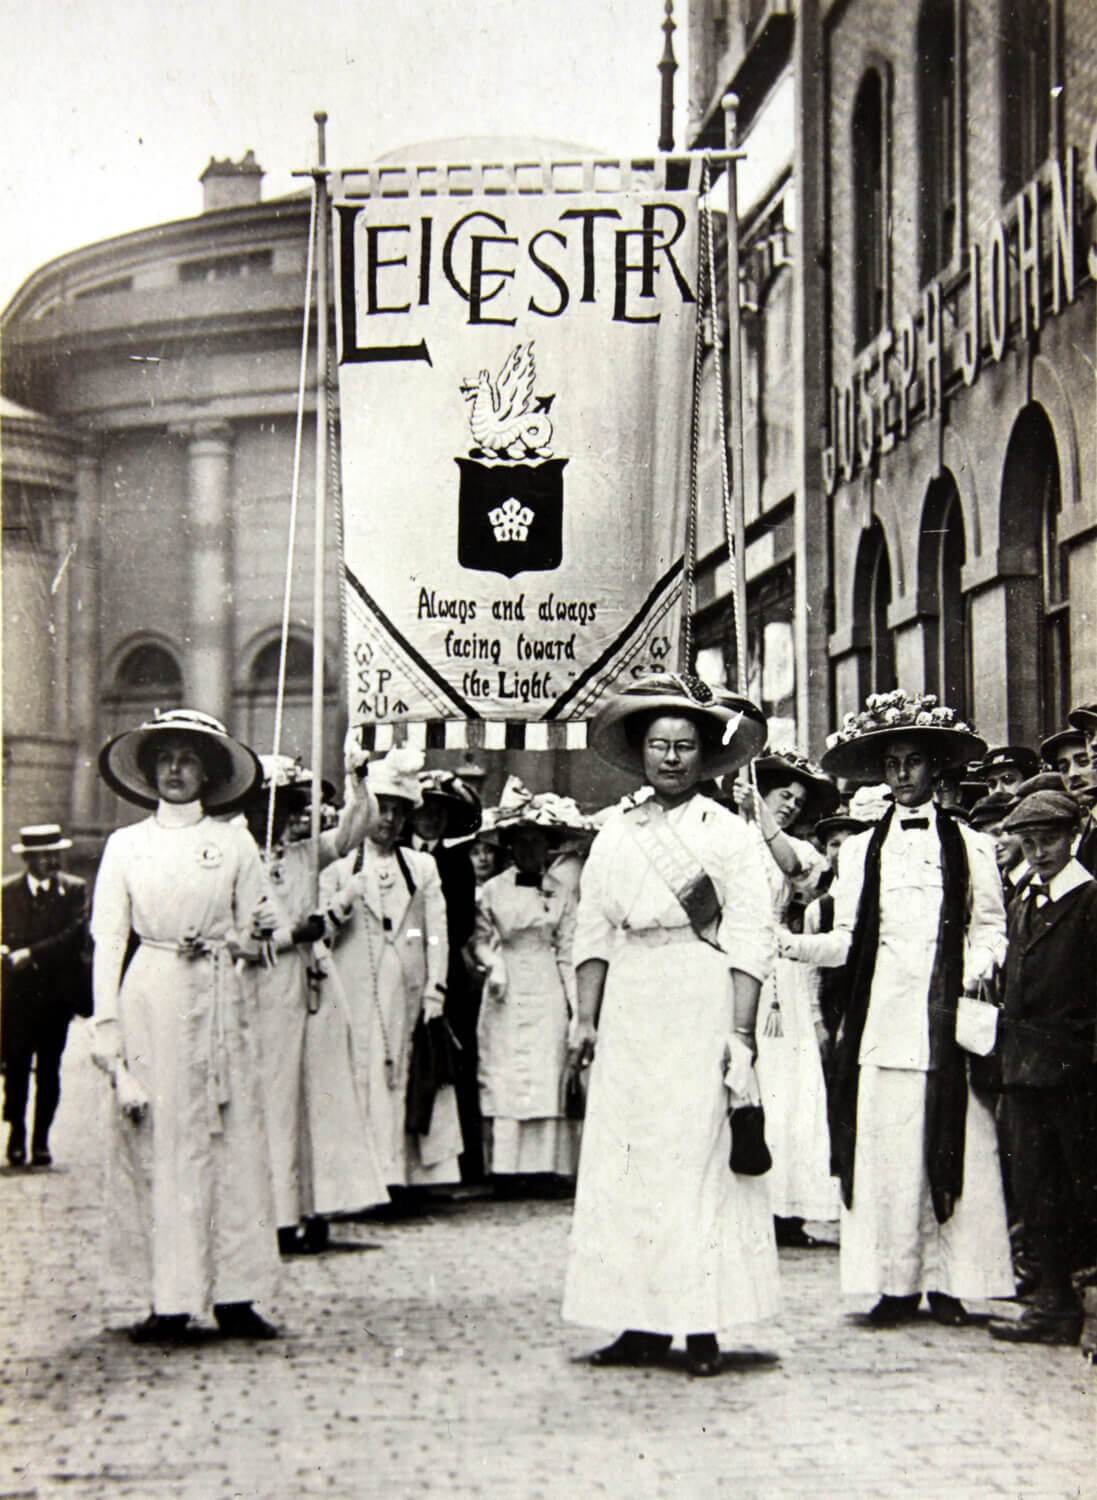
xmin=658 ymin=0 xmax=677 ymax=154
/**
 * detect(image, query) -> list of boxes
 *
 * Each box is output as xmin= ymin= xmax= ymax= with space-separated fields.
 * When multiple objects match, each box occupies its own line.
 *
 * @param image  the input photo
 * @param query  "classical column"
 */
xmin=181 ymin=420 xmax=234 ymax=724
xmin=69 ymin=443 xmax=101 ymax=827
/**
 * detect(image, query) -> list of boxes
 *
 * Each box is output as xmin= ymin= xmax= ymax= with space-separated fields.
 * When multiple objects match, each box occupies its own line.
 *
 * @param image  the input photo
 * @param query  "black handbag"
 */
xmin=562 ymin=1065 xmax=587 ymax=1122
xmin=728 ymin=1104 xmax=772 ymax=1176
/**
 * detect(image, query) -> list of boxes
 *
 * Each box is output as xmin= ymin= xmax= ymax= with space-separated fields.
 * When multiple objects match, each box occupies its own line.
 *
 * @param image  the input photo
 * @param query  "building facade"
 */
xmin=687 ymin=0 xmax=1096 ymax=753
xmin=1 ymin=162 xmax=341 ymax=866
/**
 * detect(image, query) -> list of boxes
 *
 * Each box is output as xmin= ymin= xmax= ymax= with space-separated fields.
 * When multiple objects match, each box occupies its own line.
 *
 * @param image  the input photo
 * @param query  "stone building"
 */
xmin=1 ymin=157 xmax=336 ymax=866
xmin=687 ymin=0 xmax=1096 ymax=750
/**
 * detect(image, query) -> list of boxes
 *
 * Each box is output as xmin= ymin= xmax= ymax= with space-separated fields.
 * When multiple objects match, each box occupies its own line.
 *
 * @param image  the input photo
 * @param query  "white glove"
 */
xmin=422 ymin=992 xmax=445 ymax=1024
xmin=89 ymin=1018 xmax=123 ymax=1078
xmin=114 ymin=1061 xmax=149 ymax=1121
xmin=344 ymin=728 xmax=370 ymax=781
xmin=723 ymin=1035 xmax=760 ymax=1105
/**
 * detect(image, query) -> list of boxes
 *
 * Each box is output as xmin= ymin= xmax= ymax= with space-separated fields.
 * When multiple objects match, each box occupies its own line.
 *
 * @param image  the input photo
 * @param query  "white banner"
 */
xmin=334 ymin=159 xmax=701 ymax=734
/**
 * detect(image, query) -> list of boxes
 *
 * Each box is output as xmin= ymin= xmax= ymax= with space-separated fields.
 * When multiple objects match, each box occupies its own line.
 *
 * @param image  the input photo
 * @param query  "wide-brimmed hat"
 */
xmin=821 ymin=691 xmax=986 ymax=779
xmin=846 ymin=784 xmax=893 ymax=823
xmin=1040 ymin=725 xmax=1087 ymax=764
xmin=968 ymin=791 xmax=1018 ymax=830
xmin=98 ymin=708 xmax=261 ymax=811
xmin=249 ymin=754 xmax=336 ymax=808
xmin=980 ymin=745 xmax=1040 ymax=780
xmin=753 ymin=750 xmax=839 ymax=824
xmin=1068 ymin=703 xmax=1097 ymax=735
xmin=486 ymin=777 xmax=592 ymax=840
xmin=1002 ymin=789 xmax=1083 ymax=832
xmin=590 ymin=671 xmax=766 ymax=780
xmin=368 ymin=745 xmax=425 ymax=806
xmin=11 ymin=824 xmax=72 ymax=855
xmin=418 ymin=769 xmax=482 ymax=837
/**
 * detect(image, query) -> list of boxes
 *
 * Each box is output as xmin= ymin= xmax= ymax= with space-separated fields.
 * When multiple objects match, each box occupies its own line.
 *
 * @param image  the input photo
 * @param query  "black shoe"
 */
xmin=865 ymin=1294 xmax=921 ymax=1327
xmin=774 ymin=1216 xmax=812 ymax=1248
xmin=6 ymin=1128 xmax=26 ymax=1167
xmin=277 ymin=1226 xmax=303 ymax=1255
xmin=130 ymin=1312 xmax=191 ymax=1345
xmin=30 ymin=1146 xmax=52 ymax=1168
xmin=588 ymin=1330 xmax=672 ymax=1367
xmin=927 ymin=1292 xmax=969 ymax=1327
xmin=988 ymin=1306 xmax=1081 ymax=1345
xmin=685 ymin=1333 xmax=722 ymax=1377
xmin=302 ymin=1216 xmax=330 ymax=1253
xmin=213 ymin=1302 xmax=280 ymax=1340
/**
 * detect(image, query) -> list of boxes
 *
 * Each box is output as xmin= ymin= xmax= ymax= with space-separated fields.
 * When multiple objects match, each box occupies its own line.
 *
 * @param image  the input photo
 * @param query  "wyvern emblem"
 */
xmin=456 ymin=342 xmax=565 ymax=578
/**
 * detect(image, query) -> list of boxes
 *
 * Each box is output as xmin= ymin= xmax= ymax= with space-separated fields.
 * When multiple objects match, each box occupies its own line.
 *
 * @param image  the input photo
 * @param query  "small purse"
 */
xmin=728 ymin=1104 xmax=772 ymax=1176
xmin=955 ymin=993 xmax=999 ymax=1057
xmin=562 ymin=1065 xmax=587 ymax=1121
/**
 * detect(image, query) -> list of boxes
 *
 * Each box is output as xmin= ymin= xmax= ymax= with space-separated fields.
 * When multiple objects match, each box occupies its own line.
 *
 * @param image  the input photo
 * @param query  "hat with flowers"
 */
xmin=820 ymin=691 xmax=986 ymax=780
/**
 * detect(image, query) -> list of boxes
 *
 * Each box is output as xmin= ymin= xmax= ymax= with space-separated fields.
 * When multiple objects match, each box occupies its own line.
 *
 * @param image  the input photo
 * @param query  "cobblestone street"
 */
xmin=1 ymin=1027 xmax=1093 ymax=1500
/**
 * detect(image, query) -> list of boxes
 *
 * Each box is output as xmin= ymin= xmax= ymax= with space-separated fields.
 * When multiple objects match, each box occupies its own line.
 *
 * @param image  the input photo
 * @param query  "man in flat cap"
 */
xmin=979 ymin=746 xmax=1040 ymax=798
xmin=1038 ymin=727 xmax=1097 ymax=875
xmin=988 ymin=790 xmax=1097 ymax=1358
xmin=2 ymin=826 xmax=90 ymax=1166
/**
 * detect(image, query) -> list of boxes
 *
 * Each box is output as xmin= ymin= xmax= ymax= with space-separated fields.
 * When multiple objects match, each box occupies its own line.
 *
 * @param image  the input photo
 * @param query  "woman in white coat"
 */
xmin=243 ymin=754 xmax=388 ymax=1253
xmin=733 ymin=752 xmax=838 ymax=1243
xmin=90 ymin=709 xmax=280 ymax=1343
xmin=473 ymin=786 xmax=588 ymax=1187
xmin=324 ymin=746 xmax=461 ymax=1195
xmin=562 ymin=673 xmax=778 ymax=1377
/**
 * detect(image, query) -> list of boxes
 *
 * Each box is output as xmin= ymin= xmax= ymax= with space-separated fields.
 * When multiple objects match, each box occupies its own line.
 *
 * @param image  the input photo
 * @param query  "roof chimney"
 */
xmin=200 ymin=150 xmax=264 ymax=212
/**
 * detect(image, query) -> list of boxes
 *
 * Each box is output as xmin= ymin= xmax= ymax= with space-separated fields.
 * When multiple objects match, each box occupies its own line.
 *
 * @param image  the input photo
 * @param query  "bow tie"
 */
xmin=899 ymin=817 xmax=930 ymax=830
xmin=1028 ymin=882 xmax=1050 ymax=908
xmin=514 ymin=872 xmax=543 ymax=889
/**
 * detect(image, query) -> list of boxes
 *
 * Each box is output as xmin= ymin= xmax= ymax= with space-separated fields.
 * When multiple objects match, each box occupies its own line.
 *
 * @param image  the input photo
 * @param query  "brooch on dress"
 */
xmin=196 ymin=844 xmax=224 ymax=869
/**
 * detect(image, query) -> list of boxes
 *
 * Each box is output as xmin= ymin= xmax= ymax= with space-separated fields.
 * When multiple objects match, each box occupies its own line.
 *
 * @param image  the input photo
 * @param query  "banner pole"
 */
xmin=721 ymin=93 xmax=748 ymax=697
xmin=310 ymin=110 xmax=329 ymax=898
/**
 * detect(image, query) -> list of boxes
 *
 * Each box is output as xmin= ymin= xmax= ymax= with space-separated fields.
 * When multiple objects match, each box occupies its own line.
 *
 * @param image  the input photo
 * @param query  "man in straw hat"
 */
xmin=560 ymin=672 xmax=778 ymax=1377
xmin=2 ymin=825 xmax=90 ymax=1167
xmin=986 ymin=789 xmax=1097 ymax=1358
xmin=814 ymin=692 xmax=1013 ymax=1327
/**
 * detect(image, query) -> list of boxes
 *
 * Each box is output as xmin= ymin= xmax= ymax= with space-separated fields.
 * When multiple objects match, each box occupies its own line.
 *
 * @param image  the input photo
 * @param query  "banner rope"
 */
xmin=265 ymin=180 xmax=318 ymax=856
xmin=682 ymin=161 xmax=711 ymax=671
xmin=703 ymin=156 xmax=744 ymax=697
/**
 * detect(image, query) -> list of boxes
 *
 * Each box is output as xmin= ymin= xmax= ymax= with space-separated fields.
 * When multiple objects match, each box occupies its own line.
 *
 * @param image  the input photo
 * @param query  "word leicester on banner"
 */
xmin=334 ymin=180 xmax=700 ymax=731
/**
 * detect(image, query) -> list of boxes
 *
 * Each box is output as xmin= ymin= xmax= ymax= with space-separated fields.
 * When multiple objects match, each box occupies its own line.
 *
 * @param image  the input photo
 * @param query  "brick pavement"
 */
xmin=0 ymin=1027 xmax=1093 ymax=1500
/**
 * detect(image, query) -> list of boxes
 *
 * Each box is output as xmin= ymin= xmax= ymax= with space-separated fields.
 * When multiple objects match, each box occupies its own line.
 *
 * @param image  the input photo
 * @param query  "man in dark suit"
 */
xmin=1 ymin=825 xmax=90 ymax=1166
xmin=988 ymin=791 xmax=1097 ymax=1352
xmin=1041 ymin=726 xmax=1097 ymax=875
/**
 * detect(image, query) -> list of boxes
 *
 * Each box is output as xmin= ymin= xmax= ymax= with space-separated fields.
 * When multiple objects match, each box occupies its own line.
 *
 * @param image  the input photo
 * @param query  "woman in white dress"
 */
xmin=89 ymin=709 xmax=280 ymax=1343
xmin=324 ymin=747 xmax=461 ymax=1196
xmin=473 ymin=787 xmax=589 ymax=1188
xmin=733 ymin=752 xmax=838 ymax=1243
xmin=242 ymin=754 xmax=387 ymax=1254
xmin=562 ymin=673 xmax=778 ymax=1377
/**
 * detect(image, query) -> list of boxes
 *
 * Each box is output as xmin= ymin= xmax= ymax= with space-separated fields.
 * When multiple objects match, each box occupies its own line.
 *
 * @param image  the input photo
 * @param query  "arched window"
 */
xmin=853 ymin=69 xmax=889 ymax=349
xmin=853 ymin=518 xmax=897 ymax=697
xmin=919 ymin=474 xmax=969 ymax=716
xmin=1000 ymin=404 xmax=1068 ymax=739
xmin=918 ymin=0 xmax=960 ymax=283
xmin=240 ymin=633 xmax=334 ymax=764
xmin=115 ymin=643 xmax=183 ymax=695
xmin=1002 ymin=0 xmax=1056 ymax=200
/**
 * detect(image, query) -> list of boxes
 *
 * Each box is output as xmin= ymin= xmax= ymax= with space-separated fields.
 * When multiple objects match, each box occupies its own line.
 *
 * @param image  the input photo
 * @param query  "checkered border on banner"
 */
xmin=354 ymin=720 xmax=588 ymax=753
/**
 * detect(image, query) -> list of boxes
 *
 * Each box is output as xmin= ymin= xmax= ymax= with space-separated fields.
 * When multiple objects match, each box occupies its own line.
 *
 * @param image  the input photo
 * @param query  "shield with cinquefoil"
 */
xmin=456 ymin=457 xmax=566 ymax=579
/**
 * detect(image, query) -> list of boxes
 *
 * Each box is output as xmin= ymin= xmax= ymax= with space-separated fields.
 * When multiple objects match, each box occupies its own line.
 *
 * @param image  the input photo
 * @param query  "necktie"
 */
xmin=1028 ymin=882 xmax=1049 ymax=908
xmin=899 ymin=818 xmax=929 ymax=830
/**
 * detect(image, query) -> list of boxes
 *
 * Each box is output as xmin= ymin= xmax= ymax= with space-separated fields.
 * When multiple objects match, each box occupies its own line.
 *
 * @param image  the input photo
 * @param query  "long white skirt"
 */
xmin=562 ymin=937 xmax=779 ymax=1340
xmin=755 ymin=957 xmax=839 ymax=1221
xmin=840 ymin=1064 xmax=1013 ymax=1299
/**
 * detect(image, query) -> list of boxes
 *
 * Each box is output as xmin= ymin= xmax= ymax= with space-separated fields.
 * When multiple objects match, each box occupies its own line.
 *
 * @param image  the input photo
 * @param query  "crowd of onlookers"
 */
xmin=1 ymin=690 xmax=1094 ymax=1365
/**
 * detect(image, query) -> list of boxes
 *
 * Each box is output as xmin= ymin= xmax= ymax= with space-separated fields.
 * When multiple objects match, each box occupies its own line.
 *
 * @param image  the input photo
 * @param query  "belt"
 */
xmin=138 ymin=936 xmax=233 ymax=1135
xmin=620 ymin=925 xmax=699 ymax=948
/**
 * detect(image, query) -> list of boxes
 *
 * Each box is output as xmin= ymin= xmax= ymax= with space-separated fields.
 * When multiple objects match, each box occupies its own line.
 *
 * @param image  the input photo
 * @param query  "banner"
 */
xmin=334 ymin=157 xmax=701 ymax=744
